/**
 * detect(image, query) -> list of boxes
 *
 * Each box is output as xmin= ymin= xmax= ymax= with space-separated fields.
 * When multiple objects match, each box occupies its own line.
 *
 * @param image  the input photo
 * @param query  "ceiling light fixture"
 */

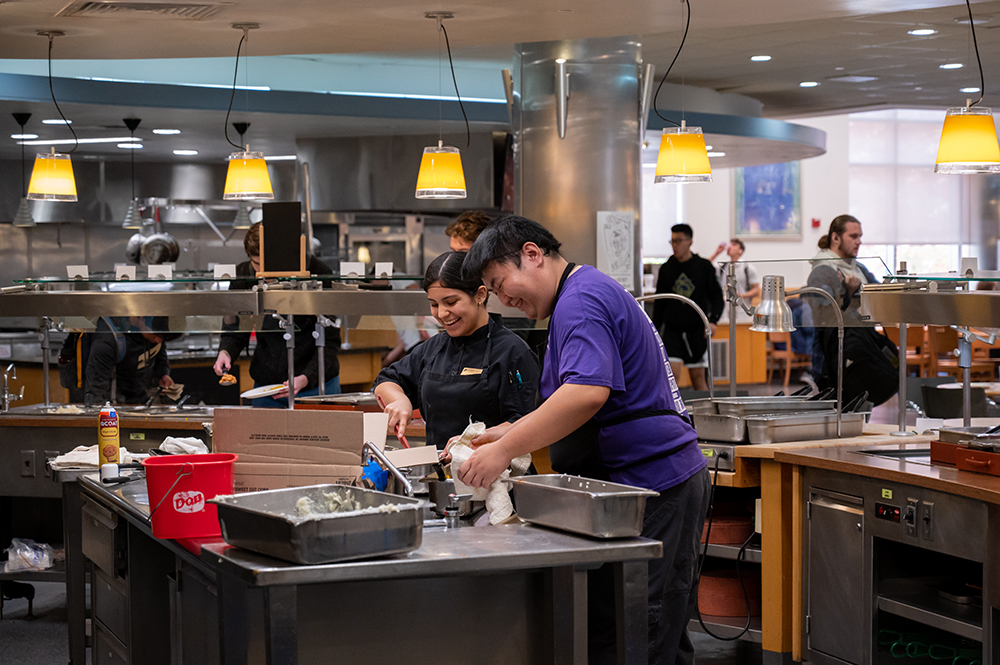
xmin=908 ymin=28 xmax=937 ymax=36
xmin=18 ymin=136 xmax=141 ymax=146
xmin=799 ymin=81 xmax=820 ymax=88
xmin=11 ymin=133 xmax=38 ymax=140
xmin=122 ymin=118 xmax=144 ymax=229
xmin=12 ymin=113 xmax=35 ymax=228
xmin=960 ymin=87 xmax=981 ymax=93
xmin=27 ymin=32 xmax=78 ymax=202
xmin=652 ymin=0 xmax=711 ymax=184
xmin=935 ymin=0 xmax=1000 ymax=174
xmin=415 ymin=12 xmax=468 ymax=199
xmin=750 ymin=55 xmax=771 ymax=62
xmin=152 ymin=129 xmax=181 ymax=135
xmin=41 ymin=119 xmax=72 ymax=125
xmin=173 ymin=149 xmax=198 ymax=156
xmin=941 ymin=63 xmax=964 ymax=69
xmin=222 ymin=24 xmax=273 ymax=201
xmin=233 ymin=201 xmax=252 ymax=229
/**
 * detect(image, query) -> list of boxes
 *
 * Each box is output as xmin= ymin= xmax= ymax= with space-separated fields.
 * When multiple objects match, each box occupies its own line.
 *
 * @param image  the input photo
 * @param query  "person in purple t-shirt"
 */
xmin=458 ymin=215 xmax=710 ymax=665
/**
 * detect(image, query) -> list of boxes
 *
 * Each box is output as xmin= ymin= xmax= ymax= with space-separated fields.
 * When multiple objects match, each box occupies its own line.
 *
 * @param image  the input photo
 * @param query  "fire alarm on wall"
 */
xmin=811 ymin=217 xmax=821 ymax=228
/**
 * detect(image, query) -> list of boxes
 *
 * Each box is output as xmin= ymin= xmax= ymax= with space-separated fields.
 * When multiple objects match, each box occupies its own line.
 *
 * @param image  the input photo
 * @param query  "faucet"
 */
xmin=361 ymin=441 xmax=413 ymax=496
xmin=2 ymin=364 xmax=23 ymax=414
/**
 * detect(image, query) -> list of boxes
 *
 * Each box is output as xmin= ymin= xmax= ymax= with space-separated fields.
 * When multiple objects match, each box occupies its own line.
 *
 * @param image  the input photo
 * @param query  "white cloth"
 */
xmin=50 ymin=445 xmax=133 ymax=470
xmin=449 ymin=421 xmax=516 ymax=525
xmin=159 ymin=436 xmax=209 ymax=455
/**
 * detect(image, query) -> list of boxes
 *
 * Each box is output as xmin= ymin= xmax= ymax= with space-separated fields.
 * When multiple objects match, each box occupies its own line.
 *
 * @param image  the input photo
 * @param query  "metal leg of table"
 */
xmin=217 ymin=572 xmax=253 ymax=665
xmin=264 ymin=585 xmax=298 ymax=665
xmin=552 ymin=565 xmax=588 ymax=665
xmin=614 ymin=560 xmax=649 ymax=665
xmin=63 ymin=480 xmax=86 ymax=665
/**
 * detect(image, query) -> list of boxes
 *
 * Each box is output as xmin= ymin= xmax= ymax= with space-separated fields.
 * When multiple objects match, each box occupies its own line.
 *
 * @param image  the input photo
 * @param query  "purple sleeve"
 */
xmin=555 ymin=318 xmax=626 ymax=392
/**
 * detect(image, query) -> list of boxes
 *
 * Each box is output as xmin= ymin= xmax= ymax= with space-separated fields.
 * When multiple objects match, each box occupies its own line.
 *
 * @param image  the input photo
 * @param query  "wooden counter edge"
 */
xmin=734 ymin=429 xmax=936 ymax=459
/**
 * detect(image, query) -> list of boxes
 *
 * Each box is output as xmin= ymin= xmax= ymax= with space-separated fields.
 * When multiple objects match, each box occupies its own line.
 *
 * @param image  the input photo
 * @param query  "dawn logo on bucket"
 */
xmin=173 ymin=491 xmax=205 ymax=513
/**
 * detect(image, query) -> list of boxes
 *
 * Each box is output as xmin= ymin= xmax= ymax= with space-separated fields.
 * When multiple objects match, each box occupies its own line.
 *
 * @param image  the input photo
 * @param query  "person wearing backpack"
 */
xmin=807 ymin=215 xmax=899 ymax=406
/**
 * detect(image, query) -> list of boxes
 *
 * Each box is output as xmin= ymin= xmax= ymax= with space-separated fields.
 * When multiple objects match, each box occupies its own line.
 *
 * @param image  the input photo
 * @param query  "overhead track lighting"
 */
xmin=935 ymin=0 xmax=1000 ymax=174
xmin=27 ymin=31 xmax=78 ymax=202
xmin=415 ymin=12 xmax=468 ymax=199
xmin=222 ymin=24 xmax=274 ymax=201
xmin=651 ymin=0 xmax=712 ymax=184
xmin=12 ymin=113 xmax=36 ymax=228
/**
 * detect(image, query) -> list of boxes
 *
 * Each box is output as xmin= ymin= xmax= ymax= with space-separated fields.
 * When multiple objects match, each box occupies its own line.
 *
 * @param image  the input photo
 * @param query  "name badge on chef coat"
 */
xmin=461 ymin=367 xmax=483 ymax=376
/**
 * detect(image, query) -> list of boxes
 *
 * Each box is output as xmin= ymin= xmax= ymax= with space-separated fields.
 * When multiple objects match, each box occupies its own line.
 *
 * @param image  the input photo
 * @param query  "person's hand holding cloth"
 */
xmin=447 ymin=421 xmax=530 ymax=525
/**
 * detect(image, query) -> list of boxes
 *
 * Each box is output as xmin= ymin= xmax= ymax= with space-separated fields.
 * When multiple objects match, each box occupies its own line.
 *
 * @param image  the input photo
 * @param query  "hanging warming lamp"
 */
xmin=233 ymin=201 xmax=253 ymax=229
xmin=122 ymin=118 xmax=145 ymax=229
xmin=654 ymin=120 xmax=712 ymax=183
xmin=415 ymin=12 xmax=467 ymax=200
xmin=27 ymin=31 xmax=78 ymax=202
xmin=12 ymin=112 xmax=36 ymax=227
xmin=934 ymin=0 xmax=1000 ymax=174
xmin=222 ymin=24 xmax=273 ymax=201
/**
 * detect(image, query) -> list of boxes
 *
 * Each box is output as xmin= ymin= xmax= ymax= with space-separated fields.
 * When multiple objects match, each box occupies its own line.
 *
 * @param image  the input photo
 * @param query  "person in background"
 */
xmin=457 ymin=215 xmax=709 ymax=665
xmin=709 ymin=237 xmax=761 ymax=311
xmin=652 ymin=223 xmax=725 ymax=391
xmin=374 ymin=251 xmax=539 ymax=449
xmin=213 ymin=222 xmax=341 ymax=407
xmin=445 ymin=210 xmax=491 ymax=252
xmin=85 ymin=316 xmax=179 ymax=405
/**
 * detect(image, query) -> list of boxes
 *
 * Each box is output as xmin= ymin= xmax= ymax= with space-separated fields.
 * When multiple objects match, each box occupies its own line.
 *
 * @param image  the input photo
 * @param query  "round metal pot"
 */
xmin=141 ymin=232 xmax=180 ymax=265
xmin=125 ymin=233 xmax=144 ymax=264
xmin=425 ymin=478 xmax=482 ymax=517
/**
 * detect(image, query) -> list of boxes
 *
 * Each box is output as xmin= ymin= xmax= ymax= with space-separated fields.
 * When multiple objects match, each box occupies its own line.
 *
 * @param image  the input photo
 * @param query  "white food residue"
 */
xmin=294 ymin=489 xmax=408 ymax=520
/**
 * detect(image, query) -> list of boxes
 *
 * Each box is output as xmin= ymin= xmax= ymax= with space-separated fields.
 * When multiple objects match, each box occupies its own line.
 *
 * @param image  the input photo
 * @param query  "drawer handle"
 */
xmin=967 ymin=458 xmax=992 ymax=467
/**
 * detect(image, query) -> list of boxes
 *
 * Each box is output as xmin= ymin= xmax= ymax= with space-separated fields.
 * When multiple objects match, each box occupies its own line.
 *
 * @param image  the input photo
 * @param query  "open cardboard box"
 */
xmin=213 ymin=407 xmax=388 ymax=492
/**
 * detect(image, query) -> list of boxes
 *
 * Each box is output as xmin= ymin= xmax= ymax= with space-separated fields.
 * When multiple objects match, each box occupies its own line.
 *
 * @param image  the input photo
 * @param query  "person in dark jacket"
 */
xmin=84 ymin=316 xmax=176 ymax=406
xmin=213 ymin=222 xmax=340 ymax=407
xmin=373 ymin=251 xmax=539 ymax=449
xmin=651 ymin=223 xmax=724 ymax=391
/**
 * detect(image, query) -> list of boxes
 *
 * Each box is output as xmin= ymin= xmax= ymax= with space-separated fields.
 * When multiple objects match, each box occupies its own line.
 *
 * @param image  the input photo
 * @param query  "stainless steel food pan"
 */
xmin=938 ymin=426 xmax=1000 ymax=445
xmin=745 ymin=411 xmax=866 ymax=444
xmin=508 ymin=475 xmax=657 ymax=539
xmin=693 ymin=413 xmax=747 ymax=443
xmin=686 ymin=398 xmax=717 ymax=415
xmin=208 ymin=484 xmax=426 ymax=565
xmin=715 ymin=397 xmax=835 ymax=416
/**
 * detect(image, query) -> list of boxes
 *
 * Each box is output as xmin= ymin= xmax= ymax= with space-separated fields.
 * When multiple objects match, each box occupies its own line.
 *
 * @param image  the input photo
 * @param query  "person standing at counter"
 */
xmin=213 ymin=222 xmax=340 ymax=407
xmin=457 ymin=216 xmax=710 ymax=665
xmin=373 ymin=250 xmax=539 ymax=449
xmin=85 ymin=316 xmax=177 ymax=405
xmin=445 ymin=210 xmax=491 ymax=252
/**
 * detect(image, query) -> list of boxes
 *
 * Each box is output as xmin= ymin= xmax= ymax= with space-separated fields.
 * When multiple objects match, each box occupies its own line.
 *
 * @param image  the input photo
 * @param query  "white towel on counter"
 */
xmin=159 ymin=436 xmax=209 ymax=455
xmin=50 ymin=445 xmax=134 ymax=470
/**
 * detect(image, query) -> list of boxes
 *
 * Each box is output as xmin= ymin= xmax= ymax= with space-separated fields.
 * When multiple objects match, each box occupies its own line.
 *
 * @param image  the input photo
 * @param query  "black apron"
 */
xmin=543 ymin=264 xmax=693 ymax=480
xmin=418 ymin=318 xmax=501 ymax=449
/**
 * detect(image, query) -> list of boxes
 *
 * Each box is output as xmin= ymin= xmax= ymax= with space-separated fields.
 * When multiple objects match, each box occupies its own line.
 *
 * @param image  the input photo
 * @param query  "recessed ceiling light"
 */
xmin=707 ymin=152 xmax=726 ymax=158
xmin=11 ymin=133 xmax=38 ymax=140
xmin=118 ymin=143 xmax=143 ymax=149
xmin=18 ymin=136 xmax=141 ymax=145
xmin=940 ymin=63 xmax=964 ymax=69
xmin=264 ymin=155 xmax=297 ymax=161
xmin=961 ymin=87 xmax=981 ymax=93
xmin=153 ymin=129 xmax=181 ymax=135
xmin=800 ymin=81 xmax=820 ymax=88
xmin=704 ymin=145 xmax=713 ymax=151
xmin=750 ymin=55 xmax=771 ymax=62
xmin=42 ymin=119 xmax=72 ymax=125
xmin=828 ymin=75 xmax=878 ymax=83
xmin=908 ymin=28 xmax=937 ymax=36
xmin=173 ymin=149 xmax=198 ymax=156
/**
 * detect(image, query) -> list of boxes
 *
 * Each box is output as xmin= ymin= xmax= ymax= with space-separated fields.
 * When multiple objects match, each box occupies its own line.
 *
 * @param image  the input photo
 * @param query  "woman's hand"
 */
xmin=456 ymin=440 xmax=513 ymax=489
xmin=470 ymin=422 xmax=513 ymax=447
xmin=213 ymin=350 xmax=232 ymax=376
xmin=383 ymin=397 xmax=413 ymax=434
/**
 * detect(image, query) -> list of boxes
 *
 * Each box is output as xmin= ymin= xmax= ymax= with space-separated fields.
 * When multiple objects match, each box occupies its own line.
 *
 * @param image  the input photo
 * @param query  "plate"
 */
xmin=240 ymin=383 xmax=287 ymax=399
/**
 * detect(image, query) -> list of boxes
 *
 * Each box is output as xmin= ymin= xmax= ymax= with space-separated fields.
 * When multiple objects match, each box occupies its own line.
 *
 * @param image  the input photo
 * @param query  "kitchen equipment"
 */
xmin=507 ymin=474 xmax=657 ymax=539
xmin=716 ymin=398 xmax=836 ymax=417
xmin=142 ymin=453 xmax=237 ymax=539
xmin=423 ymin=476 xmax=483 ymax=517
xmin=125 ymin=233 xmax=144 ymax=264
xmin=208 ymin=484 xmax=426 ymax=565
xmin=296 ymin=392 xmax=380 ymax=406
xmin=693 ymin=413 xmax=748 ymax=443
xmin=745 ymin=411 xmax=866 ymax=444
xmin=937 ymin=425 xmax=1000 ymax=445
xmin=141 ymin=232 xmax=180 ymax=265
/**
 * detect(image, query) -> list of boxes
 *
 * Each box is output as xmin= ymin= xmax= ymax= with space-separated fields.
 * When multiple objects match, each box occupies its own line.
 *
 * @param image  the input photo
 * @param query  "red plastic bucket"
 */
xmin=142 ymin=453 xmax=237 ymax=539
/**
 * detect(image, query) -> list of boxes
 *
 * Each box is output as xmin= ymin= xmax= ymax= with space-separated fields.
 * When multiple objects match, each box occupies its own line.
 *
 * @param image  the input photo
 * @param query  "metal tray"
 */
xmin=507 ymin=475 xmax=657 ymax=539
xmin=693 ymin=413 xmax=747 ymax=443
xmin=716 ymin=398 xmax=836 ymax=416
xmin=208 ymin=484 xmax=427 ymax=565
xmin=745 ymin=411 xmax=866 ymax=444
xmin=295 ymin=392 xmax=379 ymax=406
xmin=937 ymin=426 xmax=1000 ymax=445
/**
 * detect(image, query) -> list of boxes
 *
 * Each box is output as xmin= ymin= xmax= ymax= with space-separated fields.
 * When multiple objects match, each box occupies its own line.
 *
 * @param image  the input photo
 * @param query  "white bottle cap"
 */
xmin=100 ymin=463 xmax=119 ymax=481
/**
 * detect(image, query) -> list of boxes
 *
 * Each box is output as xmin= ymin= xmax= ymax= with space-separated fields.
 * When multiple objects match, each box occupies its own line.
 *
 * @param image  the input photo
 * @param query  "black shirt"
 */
xmin=85 ymin=317 xmax=169 ymax=405
xmin=652 ymin=253 xmax=724 ymax=334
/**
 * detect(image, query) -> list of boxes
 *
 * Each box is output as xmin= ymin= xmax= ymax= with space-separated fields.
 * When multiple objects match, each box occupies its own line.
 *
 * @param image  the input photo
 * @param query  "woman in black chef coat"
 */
xmin=373 ymin=251 xmax=539 ymax=449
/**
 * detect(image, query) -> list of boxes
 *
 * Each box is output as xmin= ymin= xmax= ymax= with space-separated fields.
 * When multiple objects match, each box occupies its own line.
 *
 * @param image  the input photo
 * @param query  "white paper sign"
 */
xmin=340 ymin=262 xmax=365 ymax=278
xmin=148 ymin=265 xmax=173 ymax=280
xmin=66 ymin=265 xmax=89 ymax=280
xmin=596 ymin=211 xmax=635 ymax=291
xmin=374 ymin=262 xmax=394 ymax=278
xmin=213 ymin=264 xmax=237 ymax=280
xmin=115 ymin=265 xmax=136 ymax=281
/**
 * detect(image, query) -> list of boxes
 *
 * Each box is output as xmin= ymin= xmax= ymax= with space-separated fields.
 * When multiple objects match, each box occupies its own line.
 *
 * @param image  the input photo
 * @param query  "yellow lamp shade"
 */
xmin=415 ymin=142 xmax=467 ymax=199
xmin=935 ymin=106 xmax=1000 ymax=174
xmin=224 ymin=150 xmax=274 ymax=200
xmin=654 ymin=125 xmax=712 ymax=184
xmin=27 ymin=151 xmax=77 ymax=201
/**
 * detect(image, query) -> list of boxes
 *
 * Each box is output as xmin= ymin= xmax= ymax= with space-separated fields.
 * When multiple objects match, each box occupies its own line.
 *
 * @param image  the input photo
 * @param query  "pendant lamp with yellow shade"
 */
xmin=222 ymin=25 xmax=274 ymax=201
xmin=415 ymin=12 xmax=468 ymax=200
xmin=935 ymin=0 xmax=1000 ymax=174
xmin=27 ymin=31 xmax=78 ymax=202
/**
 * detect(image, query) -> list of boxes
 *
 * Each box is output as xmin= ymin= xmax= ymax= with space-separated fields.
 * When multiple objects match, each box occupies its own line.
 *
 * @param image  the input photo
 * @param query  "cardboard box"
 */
xmin=213 ymin=407 xmax=389 ymax=491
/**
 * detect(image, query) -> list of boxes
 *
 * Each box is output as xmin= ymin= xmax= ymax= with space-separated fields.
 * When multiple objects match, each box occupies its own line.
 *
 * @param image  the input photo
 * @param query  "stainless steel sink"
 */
xmin=857 ymin=447 xmax=932 ymax=465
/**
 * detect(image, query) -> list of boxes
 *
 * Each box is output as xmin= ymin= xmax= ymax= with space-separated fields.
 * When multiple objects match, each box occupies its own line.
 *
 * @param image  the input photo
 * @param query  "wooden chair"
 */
xmin=881 ymin=325 xmax=931 ymax=378
xmin=765 ymin=331 xmax=812 ymax=387
xmin=928 ymin=326 xmax=995 ymax=380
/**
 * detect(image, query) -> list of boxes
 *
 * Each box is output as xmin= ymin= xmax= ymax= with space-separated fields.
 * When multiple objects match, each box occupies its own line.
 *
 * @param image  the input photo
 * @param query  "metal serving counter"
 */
xmin=74 ymin=474 xmax=661 ymax=665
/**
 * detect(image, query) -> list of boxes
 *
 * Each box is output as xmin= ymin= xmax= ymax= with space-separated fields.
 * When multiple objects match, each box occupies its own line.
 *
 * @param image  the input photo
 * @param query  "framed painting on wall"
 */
xmin=733 ymin=162 xmax=802 ymax=239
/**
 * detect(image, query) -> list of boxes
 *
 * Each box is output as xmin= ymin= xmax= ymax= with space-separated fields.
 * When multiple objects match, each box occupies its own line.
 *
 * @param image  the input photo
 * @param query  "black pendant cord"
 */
xmin=47 ymin=36 xmax=79 ymax=154
xmin=964 ymin=0 xmax=986 ymax=107
xmin=130 ymin=129 xmax=135 ymax=200
xmin=440 ymin=22 xmax=471 ymax=149
xmin=651 ymin=0 xmax=690 ymax=128
xmin=224 ymin=33 xmax=247 ymax=151
xmin=20 ymin=129 xmax=25 ymax=196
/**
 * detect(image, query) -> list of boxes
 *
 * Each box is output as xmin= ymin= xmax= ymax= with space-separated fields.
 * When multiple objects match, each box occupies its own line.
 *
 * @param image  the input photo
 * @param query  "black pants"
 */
xmin=588 ymin=466 xmax=711 ymax=665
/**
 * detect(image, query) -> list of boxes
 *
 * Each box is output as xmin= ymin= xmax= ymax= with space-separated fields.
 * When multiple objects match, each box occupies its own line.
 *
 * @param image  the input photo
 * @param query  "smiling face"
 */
xmin=426 ymin=282 xmax=489 ymax=337
xmin=481 ymin=244 xmax=555 ymax=320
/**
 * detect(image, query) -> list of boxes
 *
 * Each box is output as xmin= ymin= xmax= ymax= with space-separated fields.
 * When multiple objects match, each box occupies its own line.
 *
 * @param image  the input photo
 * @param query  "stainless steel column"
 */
xmin=513 ymin=36 xmax=643 ymax=294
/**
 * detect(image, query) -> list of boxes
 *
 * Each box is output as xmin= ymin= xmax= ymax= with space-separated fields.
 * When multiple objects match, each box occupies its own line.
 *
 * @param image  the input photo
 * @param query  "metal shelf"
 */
xmin=688 ymin=615 xmax=762 ymax=643
xmin=877 ymin=578 xmax=983 ymax=642
xmin=862 ymin=289 xmax=1000 ymax=328
xmin=704 ymin=542 xmax=762 ymax=564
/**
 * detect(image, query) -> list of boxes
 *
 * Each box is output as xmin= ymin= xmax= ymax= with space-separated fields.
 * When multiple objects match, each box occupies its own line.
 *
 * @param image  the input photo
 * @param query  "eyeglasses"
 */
xmin=669 ymin=238 xmax=691 ymax=245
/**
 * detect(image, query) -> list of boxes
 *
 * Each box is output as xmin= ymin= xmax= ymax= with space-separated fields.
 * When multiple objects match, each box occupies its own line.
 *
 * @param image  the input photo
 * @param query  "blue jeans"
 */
xmin=251 ymin=376 xmax=341 ymax=408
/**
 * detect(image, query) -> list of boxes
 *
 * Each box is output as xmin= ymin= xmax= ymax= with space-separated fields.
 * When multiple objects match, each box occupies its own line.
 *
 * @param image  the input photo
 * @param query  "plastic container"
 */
xmin=142 ymin=453 xmax=237 ymax=539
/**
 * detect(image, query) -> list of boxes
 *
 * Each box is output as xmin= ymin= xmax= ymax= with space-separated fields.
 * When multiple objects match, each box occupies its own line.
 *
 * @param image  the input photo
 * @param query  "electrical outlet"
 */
xmin=921 ymin=502 xmax=934 ymax=541
xmin=20 ymin=450 xmax=36 ymax=478
xmin=44 ymin=450 xmax=59 ymax=478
